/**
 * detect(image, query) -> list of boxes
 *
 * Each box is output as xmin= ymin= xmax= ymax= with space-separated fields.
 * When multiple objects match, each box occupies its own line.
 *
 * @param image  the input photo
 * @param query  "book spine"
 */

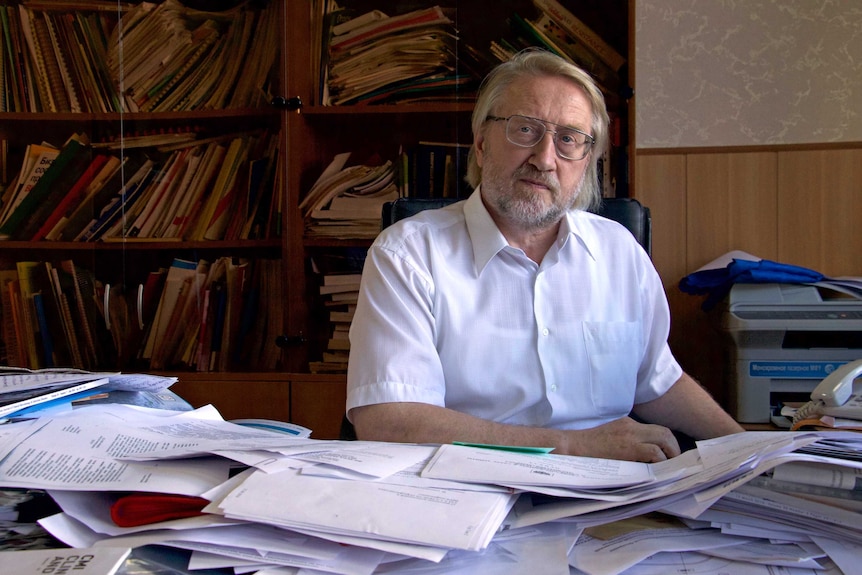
xmin=19 ymin=6 xmax=57 ymax=112
xmin=532 ymin=0 xmax=626 ymax=71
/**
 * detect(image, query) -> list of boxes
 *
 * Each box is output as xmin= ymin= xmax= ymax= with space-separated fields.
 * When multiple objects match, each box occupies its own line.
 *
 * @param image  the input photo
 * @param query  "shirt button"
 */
xmin=550 ymin=384 xmax=558 ymax=392
xmin=542 ymin=328 xmax=550 ymax=336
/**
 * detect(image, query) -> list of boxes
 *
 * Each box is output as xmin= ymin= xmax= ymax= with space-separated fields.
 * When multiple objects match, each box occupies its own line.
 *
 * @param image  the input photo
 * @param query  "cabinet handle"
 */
xmin=275 ymin=334 xmax=306 ymax=348
xmin=271 ymin=96 xmax=302 ymax=111
xmin=137 ymin=284 xmax=145 ymax=330
xmin=103 ymin=284 xmax=111 ymax=330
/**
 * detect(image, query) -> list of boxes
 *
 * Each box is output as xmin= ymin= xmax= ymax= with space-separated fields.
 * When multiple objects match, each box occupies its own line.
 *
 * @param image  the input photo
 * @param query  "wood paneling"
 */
xmin=170 ymin=372 xmax=347 ymax=439
xmin=777 ymin=149 xmax=862 ymax=275
xmin=171 ymin=374 xmax=291 ymax=422
xmin=290 ymin=378 xmax=347 ymax=440
xmin=637 ymin=147 xmax=861 ymax=407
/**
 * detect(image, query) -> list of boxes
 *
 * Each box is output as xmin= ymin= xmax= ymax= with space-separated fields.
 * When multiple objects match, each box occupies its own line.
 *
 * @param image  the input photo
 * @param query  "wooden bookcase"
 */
xmin=0 ymin=0 xmax=631 ymax=438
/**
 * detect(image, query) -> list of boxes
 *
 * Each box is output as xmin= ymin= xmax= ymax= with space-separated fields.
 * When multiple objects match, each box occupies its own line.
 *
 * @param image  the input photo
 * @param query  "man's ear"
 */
xmin=474 ymin=133 xmax=486 ymax=167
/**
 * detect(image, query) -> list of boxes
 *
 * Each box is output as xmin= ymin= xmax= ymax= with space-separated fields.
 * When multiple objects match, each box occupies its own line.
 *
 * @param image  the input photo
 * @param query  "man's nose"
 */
xmin=530 ymin=131 xmax=558 ymax=167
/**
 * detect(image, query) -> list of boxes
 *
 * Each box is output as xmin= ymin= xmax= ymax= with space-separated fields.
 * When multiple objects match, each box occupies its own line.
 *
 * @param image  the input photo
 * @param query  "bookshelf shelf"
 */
xmin=0 ymin=239 xmax=282 ymax=252
xmin=301 ymin=103 xmax=477 ymax=116
xmin=0 ymin=108 xmax=278 ymax=122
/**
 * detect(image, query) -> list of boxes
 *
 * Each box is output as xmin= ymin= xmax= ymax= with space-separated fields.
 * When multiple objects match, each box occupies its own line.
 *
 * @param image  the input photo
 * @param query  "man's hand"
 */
xmin=561 ymin=417 xmax=680 ymax=462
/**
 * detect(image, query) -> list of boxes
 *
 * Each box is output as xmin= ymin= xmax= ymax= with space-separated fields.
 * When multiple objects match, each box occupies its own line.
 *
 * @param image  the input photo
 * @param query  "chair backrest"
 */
xmin=383 ymin=196 xmax=652 ymax=256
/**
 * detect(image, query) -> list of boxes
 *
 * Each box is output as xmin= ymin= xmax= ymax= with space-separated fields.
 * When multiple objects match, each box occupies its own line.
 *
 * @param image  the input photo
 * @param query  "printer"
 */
xmin=718 ymin=283 xmax=862 ymax=423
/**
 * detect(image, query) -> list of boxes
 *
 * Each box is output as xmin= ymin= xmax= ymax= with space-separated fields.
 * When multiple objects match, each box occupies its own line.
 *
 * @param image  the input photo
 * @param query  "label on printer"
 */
xmin=749 ymin=361 xmax=848 ymax=379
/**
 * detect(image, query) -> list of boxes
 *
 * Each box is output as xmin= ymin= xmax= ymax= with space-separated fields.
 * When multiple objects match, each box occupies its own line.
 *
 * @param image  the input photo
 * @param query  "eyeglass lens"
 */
xmin=506 ymin=115 xmax=592 ymax=160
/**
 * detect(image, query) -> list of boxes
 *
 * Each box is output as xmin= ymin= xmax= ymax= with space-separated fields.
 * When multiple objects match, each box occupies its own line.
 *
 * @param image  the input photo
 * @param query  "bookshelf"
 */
xmin=0 ymin=0 xmax=632 ymax=438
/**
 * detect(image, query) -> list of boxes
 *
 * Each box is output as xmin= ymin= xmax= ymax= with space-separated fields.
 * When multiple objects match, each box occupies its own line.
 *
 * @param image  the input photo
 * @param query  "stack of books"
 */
xmin=400 ymin=140 xmax=472 ymax=199
xmin=0 ymin=0 xmax=277 ymax=113
xmin=0 ymin=255 xmax=283 ymax=373
xmin=141 ymin=256 xmax=284 ymax=373
xmin=310 ymin=272 xmax=362 ymax=374
xmin=0 ymin=130 xmax=280 ymax=242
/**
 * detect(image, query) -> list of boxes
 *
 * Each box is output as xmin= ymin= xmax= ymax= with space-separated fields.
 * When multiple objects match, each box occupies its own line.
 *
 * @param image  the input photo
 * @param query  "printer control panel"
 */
xmin=734 ymin=310 xmax=862 ymax=320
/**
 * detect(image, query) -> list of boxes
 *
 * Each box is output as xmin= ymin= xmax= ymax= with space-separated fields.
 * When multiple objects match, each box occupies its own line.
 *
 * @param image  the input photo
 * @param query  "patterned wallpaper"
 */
xmin=635 ymin=0 xmax=862 ymax=148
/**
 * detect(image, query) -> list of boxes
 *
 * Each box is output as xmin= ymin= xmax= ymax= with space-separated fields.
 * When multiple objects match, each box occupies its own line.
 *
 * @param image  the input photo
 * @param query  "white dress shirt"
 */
xmin=346 ymin=189 xmax=682 ymax=430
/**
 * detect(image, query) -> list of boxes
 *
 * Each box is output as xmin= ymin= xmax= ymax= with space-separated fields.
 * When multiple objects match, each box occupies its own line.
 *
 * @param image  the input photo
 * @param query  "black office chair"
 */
xmin=382 ymin=196 xmax=652 ymax=256
xmin=340 ymin=195 xmax=654 ymax=440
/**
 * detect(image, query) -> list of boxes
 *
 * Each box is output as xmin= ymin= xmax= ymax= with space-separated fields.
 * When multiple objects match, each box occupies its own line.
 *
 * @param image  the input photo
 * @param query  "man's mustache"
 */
xmin=514 ymin=167 xmax=560 ymax=194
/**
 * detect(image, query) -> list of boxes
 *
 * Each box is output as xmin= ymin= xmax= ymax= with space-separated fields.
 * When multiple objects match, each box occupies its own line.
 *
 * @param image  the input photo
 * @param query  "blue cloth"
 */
xmin=679 ymin=258 xmax=824 ymax=310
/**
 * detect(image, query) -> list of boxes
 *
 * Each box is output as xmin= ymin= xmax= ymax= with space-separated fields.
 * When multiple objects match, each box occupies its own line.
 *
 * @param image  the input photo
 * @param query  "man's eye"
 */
xmin=558 ymin=133 xmax=578 ymax=145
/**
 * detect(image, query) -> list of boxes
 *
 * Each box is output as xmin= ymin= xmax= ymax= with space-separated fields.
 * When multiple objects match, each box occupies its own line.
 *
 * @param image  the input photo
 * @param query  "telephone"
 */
xmin=792 ymin=359 xmax=862 ymax=425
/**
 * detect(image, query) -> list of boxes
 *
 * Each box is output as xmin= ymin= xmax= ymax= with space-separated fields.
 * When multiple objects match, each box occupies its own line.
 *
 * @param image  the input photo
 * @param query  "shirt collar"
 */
xmin=464 ymin=188 xmax=600 ymax=274
xmin=563 ymin=209 xmax=600 ymax=262
xmin=464 ymin=189 xmax=508 ymax=275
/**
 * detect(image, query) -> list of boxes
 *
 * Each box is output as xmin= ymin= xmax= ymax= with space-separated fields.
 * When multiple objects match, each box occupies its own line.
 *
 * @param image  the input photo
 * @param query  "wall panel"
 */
xmin=638 ymin=147 xmax=861 ymax=407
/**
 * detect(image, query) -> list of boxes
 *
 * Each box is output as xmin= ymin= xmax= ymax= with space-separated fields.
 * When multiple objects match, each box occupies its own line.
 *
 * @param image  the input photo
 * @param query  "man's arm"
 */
xmin=351 ymin=402 xmax=687 ymax=463
xmin=632 ymin=372 xmax=745 ymax=440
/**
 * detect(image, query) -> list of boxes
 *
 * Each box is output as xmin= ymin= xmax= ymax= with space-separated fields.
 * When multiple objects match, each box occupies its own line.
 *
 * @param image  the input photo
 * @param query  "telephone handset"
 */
xmin=792 ymin=359 xmax=862 ymax=425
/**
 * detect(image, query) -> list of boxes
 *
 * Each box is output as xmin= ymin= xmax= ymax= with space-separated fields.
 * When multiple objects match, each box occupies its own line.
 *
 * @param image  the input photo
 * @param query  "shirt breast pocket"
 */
xmin=583 ymin=321 xmax=642 ymax=413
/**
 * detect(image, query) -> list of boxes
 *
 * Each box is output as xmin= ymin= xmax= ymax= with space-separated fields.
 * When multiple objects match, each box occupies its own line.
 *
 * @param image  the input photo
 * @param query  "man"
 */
xmin=346 ymin=49 xmax=743 ymax=462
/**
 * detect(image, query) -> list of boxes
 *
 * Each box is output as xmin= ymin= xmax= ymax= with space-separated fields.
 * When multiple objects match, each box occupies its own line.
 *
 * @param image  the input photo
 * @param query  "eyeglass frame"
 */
xmin=485 ymin=114 xmax=596 ymax=161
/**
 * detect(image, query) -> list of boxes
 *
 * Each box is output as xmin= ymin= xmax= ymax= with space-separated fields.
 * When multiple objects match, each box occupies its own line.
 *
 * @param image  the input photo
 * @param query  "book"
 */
xmin=54 ymin=155 xmax=142 ymax=241
xmin=15 ymin=261 xmax=44 ymax=368
xmin=44 ymin=154 xmax=122 ymax=240
xmin=57 ymin=260 xmax=98 ymax=369
xmin=31 ymin=153 xmax=109 ymax=240
xmin=527 ymin=12 xmax=621 ymax=94
xmin=531 ymin=0 xmax=626 ymax=71
xmin=16 ymin=5 xmax=54 ymax=112
xmin=199 ymin=137 xmax=249 ymax=240
xmin=76 ymin=159 xmax=157 ymax=242
xmin=0 ymin=143 xmax=60 ymax=226
xmin=61 ymin=260 xmax=115 ymax=368
xmin=125 ymin=148 xmax=191 ymax=238
xmin=142 ymin=257 xmax=198 ymax=361
xmin=0 ymin=133 xmax=89 ymax=240
xmin=0 ymin=546 xmax=130 ymax=575
xmin=0 ymin=7 xmax=21 ymax=112
xmin=410 ymin=141 xmax=471 ymax=199
xmin=0 ymin=269 xmax=23 ymax=366
xmin=46 ymin=261 xmax=83 ymax=368
xmin=170 ymin=142 xmax=226 ymax=239
xmin=43 ymin=11 xmax=81 ymax=112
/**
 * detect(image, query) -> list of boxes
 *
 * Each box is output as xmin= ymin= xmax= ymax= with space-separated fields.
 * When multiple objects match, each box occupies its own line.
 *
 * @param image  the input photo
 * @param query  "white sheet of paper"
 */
xmin=420 ymin=444 xmax=655 ymax=489
xmin=217 ymin=467 xmax=517 ymax=551
xmin=569 ymin=528 xmax=751 ymax=575
xmin=611 ymin=550 xmax=809 ymax=575
xmin=290 ymin=442 xmax=436 ymax=478
xmin=700 ymin=540 xmax=825 ymax=568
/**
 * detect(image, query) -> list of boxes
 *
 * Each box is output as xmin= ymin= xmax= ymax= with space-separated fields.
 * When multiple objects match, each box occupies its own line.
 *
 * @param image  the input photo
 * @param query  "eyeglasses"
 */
xmin=486 ymin=115 xmax=595 ymax=160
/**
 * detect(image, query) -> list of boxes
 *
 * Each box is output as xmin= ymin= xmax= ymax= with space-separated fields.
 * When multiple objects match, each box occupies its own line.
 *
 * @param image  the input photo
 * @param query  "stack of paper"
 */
xmin=322 ymin=6 xmax=476 ymax=106
xmin=2 ymin=403 xmax=862 ymax=573
xmin=301 ymin=152 xmax=399 ymax=240
xmin=0 ymin=369 xmax=178 ymax=421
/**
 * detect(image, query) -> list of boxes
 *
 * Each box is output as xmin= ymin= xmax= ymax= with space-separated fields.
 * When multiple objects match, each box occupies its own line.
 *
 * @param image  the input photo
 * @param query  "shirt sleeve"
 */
xmin=346 ymin=235 xmax=447 ymax=419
